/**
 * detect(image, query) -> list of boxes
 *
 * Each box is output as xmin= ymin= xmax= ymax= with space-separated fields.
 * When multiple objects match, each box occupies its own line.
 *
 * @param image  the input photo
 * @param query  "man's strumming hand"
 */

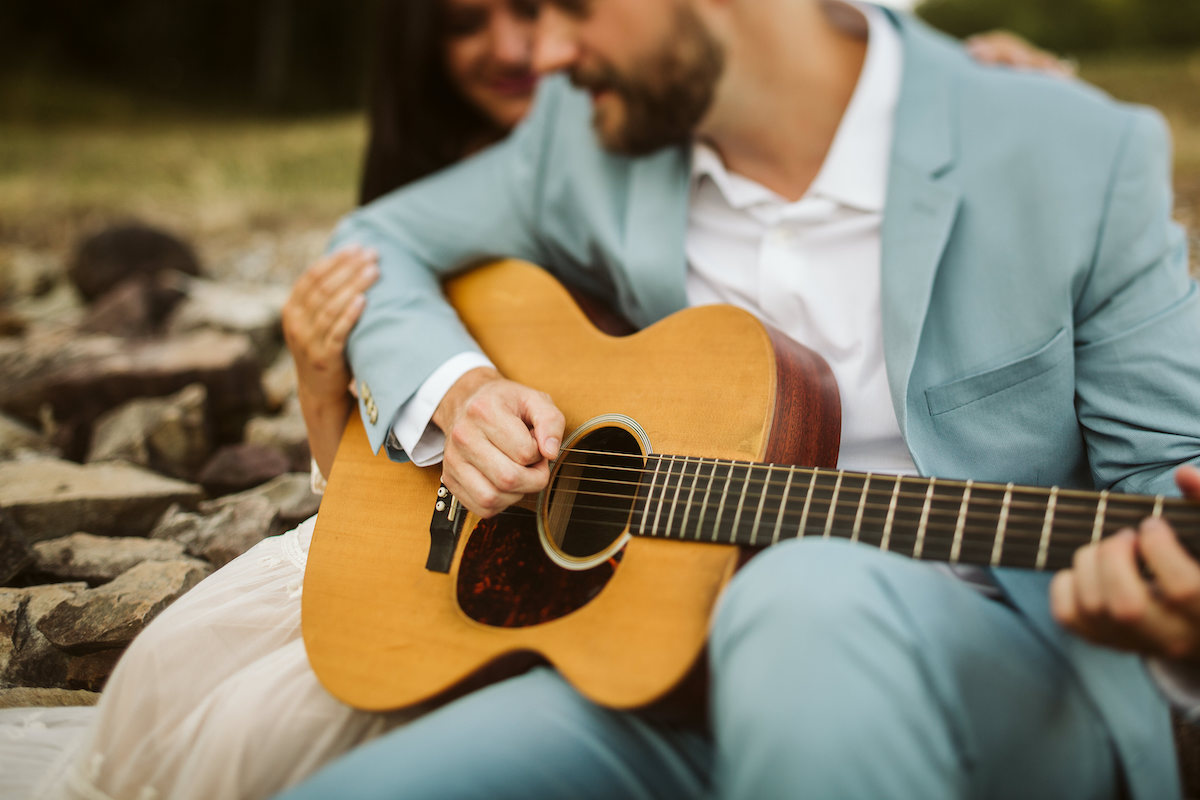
xmin=432 ymin=367 xmax=565 ymax=518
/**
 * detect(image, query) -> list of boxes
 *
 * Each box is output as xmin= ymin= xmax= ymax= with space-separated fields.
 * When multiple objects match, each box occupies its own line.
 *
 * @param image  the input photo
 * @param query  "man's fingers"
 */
xmin=441 ymin=460 xmax=523 ymax=519
xmin=1070 ymin=542 xmax=1104 ymax=615
xmin=1096 ymin=530 xmax=1149 ymax=624
xmin=1141 ymin=517 xmax=1200 ymax=618
xmin=1176 ymin=464 xmax=1200 ymax=499
xmin=522 ymin=391 xmax=565 ymax=460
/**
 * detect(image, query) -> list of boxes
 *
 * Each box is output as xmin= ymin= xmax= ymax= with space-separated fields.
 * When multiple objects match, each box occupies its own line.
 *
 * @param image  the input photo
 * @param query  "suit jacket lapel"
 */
xmin=880 ymin=13 xmax=963 ymax=444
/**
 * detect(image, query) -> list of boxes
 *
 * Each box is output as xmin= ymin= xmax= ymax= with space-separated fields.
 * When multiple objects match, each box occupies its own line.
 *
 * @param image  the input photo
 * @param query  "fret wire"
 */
xmin=712 ymin=461 xmax=737 ymax=543
xmin=663 ymin=455 xmax=687 ymax=540
xmin=851 ymin=472 xmax=872 ymax=543
xmin=772 ymin=466 xmax=796 ymax=545
xmin=749 ymin=465 xmax=774 ymax=547
xmin=697 ymin=459 xmax=718 ymax=540
xmin=1092 ymin=490 xmax=1110 ymax=545
xmin=881 ymin=475 xmax=902 ymax=552
xmin=1037 ymin=486 xmax=1058 ymax=570
xmin=992 ymin=483 xmax=1014 ymax=566
xmin=551 ymin=482 xmax=1200 ymax=539
xmin=950 ymin=479 xmax=972 ymax=563
xmin=798 ymin=470 xmax=818 ymax=539
xmin=732 ymin=463 xmax=754 ymax=546
xmin=649 ymin=456 xmax=676 ymax=538
xmin=822 ymin=472 xmax=844 ymax=538
xmin=678 ymin=456 xmax=703 ymax=542
xmin=638 ymin=457 xmax=663 ymax=537
xmin=1154 ymin=495 xmax=1165 ymax=518
xmin=566 ymin=462 xmax=1195 ymax=522
xmin=914 ymin=478 xmax=936 ymax=559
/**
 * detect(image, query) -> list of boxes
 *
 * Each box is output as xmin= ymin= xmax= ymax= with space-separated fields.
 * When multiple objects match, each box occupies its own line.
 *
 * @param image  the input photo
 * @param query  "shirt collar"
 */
xmin=690 ymin=2 xmax=902 ymax=214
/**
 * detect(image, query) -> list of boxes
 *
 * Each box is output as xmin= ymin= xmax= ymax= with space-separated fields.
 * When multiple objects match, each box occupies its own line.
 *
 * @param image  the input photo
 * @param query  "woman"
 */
xmin=37 ymin=3 xmax=541 ymax=800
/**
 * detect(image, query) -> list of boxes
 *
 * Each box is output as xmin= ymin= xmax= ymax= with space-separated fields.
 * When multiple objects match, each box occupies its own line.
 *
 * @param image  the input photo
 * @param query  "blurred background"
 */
xmin=0 ymin=0 xmax=1197 ymax=289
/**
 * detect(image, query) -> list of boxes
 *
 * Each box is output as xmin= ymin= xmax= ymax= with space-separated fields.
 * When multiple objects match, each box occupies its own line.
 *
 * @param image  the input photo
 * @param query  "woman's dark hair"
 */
xmin=358 ymin=0 xmax=507 ymax=205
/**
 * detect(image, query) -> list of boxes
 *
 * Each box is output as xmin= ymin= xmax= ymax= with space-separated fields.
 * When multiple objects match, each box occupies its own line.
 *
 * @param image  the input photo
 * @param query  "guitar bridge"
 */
xmin=426 ymin=484 xmax=466 ymax=573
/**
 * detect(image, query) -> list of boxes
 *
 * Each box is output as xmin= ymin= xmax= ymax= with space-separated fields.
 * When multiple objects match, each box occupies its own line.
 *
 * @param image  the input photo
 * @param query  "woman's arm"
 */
xmin=282 ymin=246 xmax=380 ymax=480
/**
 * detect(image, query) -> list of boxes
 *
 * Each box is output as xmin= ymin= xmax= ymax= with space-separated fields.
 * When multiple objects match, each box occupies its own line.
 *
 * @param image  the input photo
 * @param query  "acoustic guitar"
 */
xmin=302 ymin=259 xmax=1200 ymax=714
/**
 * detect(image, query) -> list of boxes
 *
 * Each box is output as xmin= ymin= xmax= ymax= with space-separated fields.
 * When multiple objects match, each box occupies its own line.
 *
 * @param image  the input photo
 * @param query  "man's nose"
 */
xmin=531 ymin=7 xmax=579 ymax=75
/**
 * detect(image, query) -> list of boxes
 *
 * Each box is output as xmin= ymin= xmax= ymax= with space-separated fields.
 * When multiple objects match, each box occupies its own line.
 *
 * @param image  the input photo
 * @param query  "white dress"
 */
xmin=34 ymin=511 xmax=415 ymax=800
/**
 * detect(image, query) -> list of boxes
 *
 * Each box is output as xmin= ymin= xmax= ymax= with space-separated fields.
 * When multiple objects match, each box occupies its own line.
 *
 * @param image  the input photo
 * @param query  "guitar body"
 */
xmin=302 ymin=260 xmax=841 ymax=712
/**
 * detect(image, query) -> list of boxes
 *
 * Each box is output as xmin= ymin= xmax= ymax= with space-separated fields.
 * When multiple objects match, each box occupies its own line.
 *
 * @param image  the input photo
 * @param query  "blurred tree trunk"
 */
xmin=257 ymin=0 xmax=292 ymax=108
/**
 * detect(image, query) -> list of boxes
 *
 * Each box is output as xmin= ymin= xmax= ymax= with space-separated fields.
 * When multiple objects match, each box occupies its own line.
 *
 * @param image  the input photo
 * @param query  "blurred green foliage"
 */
xmin=917 ymin=0 xmax=1200 ymax=53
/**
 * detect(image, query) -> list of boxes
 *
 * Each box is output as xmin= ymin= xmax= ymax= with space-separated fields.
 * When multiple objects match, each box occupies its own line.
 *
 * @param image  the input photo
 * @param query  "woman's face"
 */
xmin=442 ymin=0 xmax=541 ymax=130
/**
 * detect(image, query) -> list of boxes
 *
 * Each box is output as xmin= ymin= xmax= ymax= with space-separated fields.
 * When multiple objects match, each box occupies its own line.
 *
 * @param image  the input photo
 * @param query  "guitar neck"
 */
xmin=630 ymin=455 xmax=1200 ymax=570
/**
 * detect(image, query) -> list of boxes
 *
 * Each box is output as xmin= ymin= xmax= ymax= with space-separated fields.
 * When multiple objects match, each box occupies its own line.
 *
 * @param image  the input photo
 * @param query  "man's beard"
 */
xmin=569 ymin=3 xmax=725 ymax=156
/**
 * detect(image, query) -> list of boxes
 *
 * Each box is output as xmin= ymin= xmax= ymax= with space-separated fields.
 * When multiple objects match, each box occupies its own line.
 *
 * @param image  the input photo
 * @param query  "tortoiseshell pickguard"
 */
xmin=455 ymin=508 xmax=622 ymax=628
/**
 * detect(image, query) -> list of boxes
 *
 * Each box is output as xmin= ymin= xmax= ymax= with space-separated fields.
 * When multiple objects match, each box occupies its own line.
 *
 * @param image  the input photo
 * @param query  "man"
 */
xmin=286 ymin=0 xmax=1200 ymax=797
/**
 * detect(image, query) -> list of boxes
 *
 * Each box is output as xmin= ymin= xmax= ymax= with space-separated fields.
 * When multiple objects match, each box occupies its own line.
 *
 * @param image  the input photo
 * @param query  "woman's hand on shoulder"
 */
xmin=282 ymin=246 xmax=380 ymax=401
xmin=966 ymin=30 xmax=1076 ymax=78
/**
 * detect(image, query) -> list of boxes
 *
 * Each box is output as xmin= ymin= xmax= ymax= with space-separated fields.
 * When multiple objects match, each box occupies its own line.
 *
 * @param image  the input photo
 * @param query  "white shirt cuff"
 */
xmin=390 ymin=352 xmax=495 ymax=467
xmin=309 ymin=457 xmax=328 ymax=495
xmin=1147 ymin=657 xmax=1200 ymax=722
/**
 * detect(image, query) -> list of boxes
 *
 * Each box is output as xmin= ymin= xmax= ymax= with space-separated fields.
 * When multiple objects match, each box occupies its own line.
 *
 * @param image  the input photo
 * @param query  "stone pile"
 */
xmin=0 ymin=223 xmax=320 ymax=699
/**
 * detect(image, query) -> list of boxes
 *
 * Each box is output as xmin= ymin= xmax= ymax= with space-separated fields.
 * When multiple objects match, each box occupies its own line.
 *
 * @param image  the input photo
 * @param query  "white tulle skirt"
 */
xmin=30 ymin=515 xmax=414 ymax=800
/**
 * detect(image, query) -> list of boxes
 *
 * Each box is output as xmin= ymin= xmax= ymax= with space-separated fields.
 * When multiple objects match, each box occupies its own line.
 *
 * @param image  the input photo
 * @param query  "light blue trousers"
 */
xmin=280 ymin=539 xmax=1123 ymax=799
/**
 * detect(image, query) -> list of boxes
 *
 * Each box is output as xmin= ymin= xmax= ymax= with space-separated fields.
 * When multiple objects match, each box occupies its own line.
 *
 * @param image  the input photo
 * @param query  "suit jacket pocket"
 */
xmin=925 ymin=327 xmax=1071 ymax=416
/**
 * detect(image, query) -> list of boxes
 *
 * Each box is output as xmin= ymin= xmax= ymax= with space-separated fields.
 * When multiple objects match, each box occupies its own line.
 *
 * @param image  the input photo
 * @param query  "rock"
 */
xmin=0 ymin=509 xmax=33 ymax=584
xmin=78 ymin=272 xmax=189 ymax=338
xmin=261 ymin=349 xmax=298 ymax=411
xmin=0 ymin=583 xmax=88 ymax=688
xmin=212 ymin=472 xmax=320 ymax=529
xmin=37 ymin=559 xmax=210 ymax=653
xmin=65 ymin=649 xmax=124 ymax=692
xmin=166 ymin=278 xmax=288 ymax=365
xmin=0 ymin=687 xmax=100 ymax=707
xmin=197 ymin=443 xmax=290 ymax=496
xmin=67 ymin=223 xmax=202 ymax=303
xmin=88 ymin=383 xmax=210 ymax=479
xmin=0 ymin=329 xmax=264 ymax=458
xmin=152 ymin=495 xmax=279 ymax=567
xmin=0 ymin=412 xmax=55 ymax=459
xmin=244 ymin=401 xmax=310 ymax=473
xmin=31 ymin=532 xmax=188 ymax=585
xmin=0 ymin=457 xmax=202 ymax=542
xmin=0 ymin=248 xmax=60 ymax=303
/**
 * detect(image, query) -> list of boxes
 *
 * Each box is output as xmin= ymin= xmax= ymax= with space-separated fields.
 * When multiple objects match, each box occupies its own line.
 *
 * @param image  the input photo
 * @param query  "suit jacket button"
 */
xmin=369 ymin=406 xmax=379 ymax=425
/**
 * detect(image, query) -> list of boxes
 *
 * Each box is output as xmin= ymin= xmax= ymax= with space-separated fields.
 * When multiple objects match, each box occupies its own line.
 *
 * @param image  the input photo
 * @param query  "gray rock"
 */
xmin=67 ymin=223 xmax=202 ymax=303
xmin=65 ymin=648 xmax=124 ymax=692
xmin=0 ymin=247 xmax=61 ymax=303
xmin=0 ymin=329 xmax=264 ymax=458
xmin=0 ymin=457 xmax=202 ymax=542
xmin=0 ymin=583 xmax=88 ymax=688
xmin=0 ymin=411 xmax=55 ymax=459
xmin=211 ymin=472 xmax=320 ymax=529
xmin=88 ymin=383 xmax=211 ymax=479
xmin=32 ymin=532 xmax=188 ymax=585
xmin=261 ymin=350 xmax=298 ymax=411
xmin=197 ymin=442 xmax=290 ymax=496
xmin=0 ymin=509 xmax=33 ymax=584
xmin=152 ymin=495 xmax=279 ymax=568
xmin=166 ymin=277 xmax=288 ymax=365
xmin=244 ymin=401 xmax=310 ymax=473
xmin=37 ymin=559 xmax=210 ymax=653
xmin=0 ymin=687 xmax=100 ymax=707
xmin=78 ymin=272 xmax=189 ymax=338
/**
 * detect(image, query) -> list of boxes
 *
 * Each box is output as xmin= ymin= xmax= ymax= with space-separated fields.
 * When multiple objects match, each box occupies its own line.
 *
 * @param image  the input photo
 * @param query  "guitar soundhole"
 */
xmin=455 ymin=423 xmax=643 ymax=628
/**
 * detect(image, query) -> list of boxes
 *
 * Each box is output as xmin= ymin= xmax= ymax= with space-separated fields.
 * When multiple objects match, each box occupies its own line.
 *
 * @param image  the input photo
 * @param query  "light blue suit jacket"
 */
xmin=334 ymin=10 xmax=1199 ymax=797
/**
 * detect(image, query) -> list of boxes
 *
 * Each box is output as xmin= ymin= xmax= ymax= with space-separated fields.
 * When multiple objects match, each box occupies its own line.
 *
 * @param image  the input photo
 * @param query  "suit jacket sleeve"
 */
xmin=330 ymin=83 xmax=565 ymax=455
xmin=1073 ymin=108 xmax=1200 ymax=496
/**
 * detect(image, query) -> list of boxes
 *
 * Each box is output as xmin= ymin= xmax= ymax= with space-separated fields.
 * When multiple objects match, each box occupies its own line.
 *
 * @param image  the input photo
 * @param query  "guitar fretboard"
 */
xmin=629 ymin=454 xmax=1200 ymax=571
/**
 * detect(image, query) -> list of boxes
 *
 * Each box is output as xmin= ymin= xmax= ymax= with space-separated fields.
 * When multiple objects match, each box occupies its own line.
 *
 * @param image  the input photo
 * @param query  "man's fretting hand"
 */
xmin=1051 ymin=465 xmax=1200 ymax=665
xmin=432 ymin=367 xmax=565 ymax=518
